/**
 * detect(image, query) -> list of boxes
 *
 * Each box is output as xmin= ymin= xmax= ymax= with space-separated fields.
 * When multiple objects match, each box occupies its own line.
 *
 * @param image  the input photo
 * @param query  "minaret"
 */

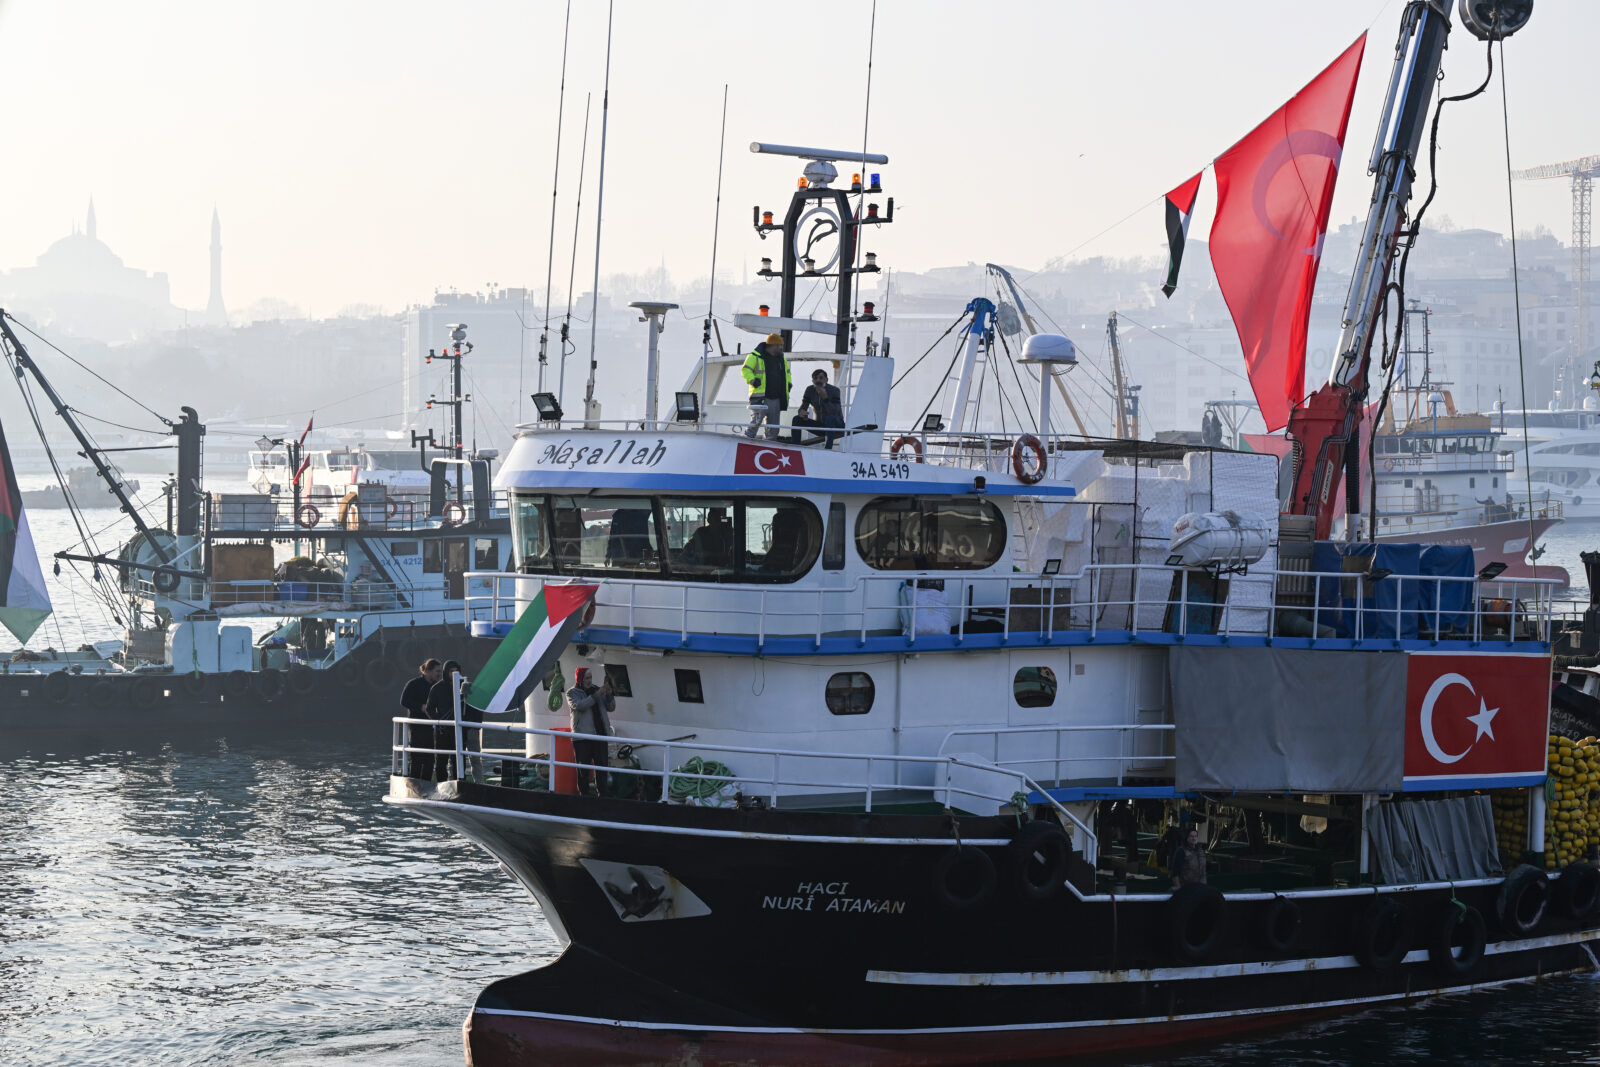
xmin=205 ymin=206 xmax=227 ymax=325
xmin=87 ymin=197 xmax=97 ymax=241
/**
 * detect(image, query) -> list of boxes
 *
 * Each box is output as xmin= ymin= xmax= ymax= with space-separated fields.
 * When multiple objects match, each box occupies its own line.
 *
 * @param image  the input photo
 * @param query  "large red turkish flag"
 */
xmin=1210 ymin=35 xmax=1365 ymax=432
xmin=1402 ymin=652 xmax=1551 ymax=788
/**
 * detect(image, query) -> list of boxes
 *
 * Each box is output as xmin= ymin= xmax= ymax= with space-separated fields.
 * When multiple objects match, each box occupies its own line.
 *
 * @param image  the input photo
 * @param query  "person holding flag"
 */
xmin=566 ymin=667 xmax=616 ymax=796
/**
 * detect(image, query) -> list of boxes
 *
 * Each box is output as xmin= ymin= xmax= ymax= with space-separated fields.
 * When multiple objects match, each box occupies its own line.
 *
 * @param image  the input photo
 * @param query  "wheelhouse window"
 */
xmin=511 ymin=493 xmax=553 ymax=572
xmin=854 ymin=496 xmax=1006 ymax=570
xmin=551 ymin=496 xmax=660 ymax=577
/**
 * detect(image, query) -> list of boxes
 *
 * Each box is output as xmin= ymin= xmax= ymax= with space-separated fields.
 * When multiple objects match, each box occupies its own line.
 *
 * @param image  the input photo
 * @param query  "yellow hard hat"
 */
xmin=766 ymin=333 xmax=783 ymax=346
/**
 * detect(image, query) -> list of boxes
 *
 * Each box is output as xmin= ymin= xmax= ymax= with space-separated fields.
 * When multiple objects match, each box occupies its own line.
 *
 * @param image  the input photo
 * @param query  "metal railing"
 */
xmin=1376 ymin=450 xmax=1515 ymax=474
xmin=207 ymin=490 xmax=510 ymax=533
xmin=466 ymin=561 xmax=1560 ymax=648
xmin=939 ymin=724 xmax=1177 ymax=787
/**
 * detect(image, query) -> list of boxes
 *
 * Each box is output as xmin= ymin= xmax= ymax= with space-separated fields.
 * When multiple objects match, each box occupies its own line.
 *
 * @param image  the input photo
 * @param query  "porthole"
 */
xmin=825 ymin=672 xmax=875 ymax=715
xmin=1014 ymin=666 xmax=1058 ymax=708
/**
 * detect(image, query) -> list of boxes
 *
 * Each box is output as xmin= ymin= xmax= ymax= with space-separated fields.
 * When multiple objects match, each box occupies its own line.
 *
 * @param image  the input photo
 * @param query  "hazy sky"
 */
xmin=1 ymin=0 xmax=1593 ymax=316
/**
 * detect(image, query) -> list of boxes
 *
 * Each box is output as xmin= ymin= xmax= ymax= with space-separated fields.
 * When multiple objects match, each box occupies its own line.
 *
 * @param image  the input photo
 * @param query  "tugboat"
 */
xmin=0 ymin=317 xmax=508 ymax=749
xmin=386 ymin=4 xmax=1599 ymax=1064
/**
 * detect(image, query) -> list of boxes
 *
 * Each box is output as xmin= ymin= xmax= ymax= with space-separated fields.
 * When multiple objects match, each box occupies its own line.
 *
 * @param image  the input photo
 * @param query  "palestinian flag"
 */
xmin=466 ymin=582 xmax=598 ymax=715
xmin=1162 ymin=171 xmax=1203 ymax=298
xmin=0 ymin=418 xmax=52 ymax=645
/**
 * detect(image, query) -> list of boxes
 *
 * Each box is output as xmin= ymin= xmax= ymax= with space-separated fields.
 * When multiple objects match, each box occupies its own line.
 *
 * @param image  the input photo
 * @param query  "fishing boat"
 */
xmin=0 ymin=318 xmax=509 ymax=749
xmin=385 ymin=4 xmax=1600 ymax=1064
xmin=19 ymin=464 xmax=140 ymax=508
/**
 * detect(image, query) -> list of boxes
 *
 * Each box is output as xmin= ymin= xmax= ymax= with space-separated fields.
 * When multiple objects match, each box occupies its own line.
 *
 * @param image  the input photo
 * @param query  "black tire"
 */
xmin=43 ymin=670 xmax=71 ymax=705
xmin=1169 ymin=883 xmax=1227 ymax=963
xmin=390 ymin=639 xmax=420 ymax=667
xmin=1554 ymin=862 xmax=1600 ymax=921
xmin=337 ymin=657 xmax=364 ymax=688
xmin=223 ymin=670 xmax=251 ymax=699
xmin=1429 ymin=903 xmax=1486 ymax=977
xmin=89 ymin=680 xmax=116 ymax=709
xmin=256 ymin=669 xmax=284 ymax=703
xmin=286 ymin=666 xmax=317 ymax=697
xmin=1354 ymin=899 xmax=1410 ymax=970
xmin=130 ymin=677 xmax=159 ymax=711
xmin=933 ymin=846 xmax=997 ymax=911
xmin=1008 ymin=820 xmax=1073 ymax=901
xmin=179 ymin=672 xmax=210 ymax=700
xmin=152 ymin=566 xmax=180 ymax=594
xmin=1498 ymin=864 xmax=1550 ymax=935
xmin=364 ymin=659 xmax=389 ymax=692
xmin=1259 ymin=895 xmax=1302 ymax=954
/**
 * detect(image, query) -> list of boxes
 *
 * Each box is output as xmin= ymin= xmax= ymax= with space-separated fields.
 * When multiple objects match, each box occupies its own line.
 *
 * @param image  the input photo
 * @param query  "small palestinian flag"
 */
xmin=466 ymin=582 xmax=598 ymax=715
xmin=0 ymin=417 xmax=52 ymax=645
xmin=1162 ymin=171 xmax=1203 ymax=298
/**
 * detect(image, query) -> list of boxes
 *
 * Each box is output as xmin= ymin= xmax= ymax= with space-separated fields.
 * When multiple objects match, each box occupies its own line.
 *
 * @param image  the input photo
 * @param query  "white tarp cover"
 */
xmin=1367 ymin=794 xmax=1503 ymax=884
xmin=1171 ymin=646 xmax=1407 ymax=792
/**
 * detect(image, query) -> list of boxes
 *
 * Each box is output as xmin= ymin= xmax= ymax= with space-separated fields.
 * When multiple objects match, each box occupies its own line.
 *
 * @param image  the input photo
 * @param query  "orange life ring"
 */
xmin=442 ymin=502 xmax=468 ymax=526
xmin=890 ymin=435 xmax=925 ymax=462
xmin=1012 ymin=433 xmax=1047 ymax=484
xmin=1383 ymin=458 xmax=1396 ymax=472
xmin=295 ymin=503 xmax=321 ymax=528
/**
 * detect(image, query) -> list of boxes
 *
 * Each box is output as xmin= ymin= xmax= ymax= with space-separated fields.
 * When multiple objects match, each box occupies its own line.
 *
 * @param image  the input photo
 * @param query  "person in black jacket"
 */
xmin=423 ymin=660 xmax=476 ymax=781
xmin=791 ymin=368 xmax=845 ymax=448
xmin=400 ymin=658 xmax=443 ymax=778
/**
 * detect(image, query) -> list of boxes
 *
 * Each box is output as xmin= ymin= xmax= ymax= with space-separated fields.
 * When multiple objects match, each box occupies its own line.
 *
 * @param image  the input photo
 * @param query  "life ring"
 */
xmin=1428 ymin=903 xmax=1486 ymax=977
xmin=296 ymin=503 xmax=321 ymax=528
xmin=932 ymin=845 xmax=997 ymax=910
xmin=1554 ymin=861 xmax=1600 ymax=920
xmin=1497 ymin=864 xmax=1550 ymax=935
xmin=256 ymin=669 xmax=284 ymax=702
xmin=581 ymin=599 xmax=598 ymax=629
xmin=364 ymin=659 xmax=390 ymax=692
xmin=1258 ymin=895 xmax=1302 ymax=953
xmin=131 ymin=677 xmax=159 ymax=711
xmin=442 ymin=502 xmax=468 ymax=526
xmin=890 ymin=435 xmax=924 ymax=463
xmin=1354 ymin=898 xmax=1410 ymax=970
xmin=1169 ymin=883 xmax=1226 ymax=963
xmin=386 ymin=500 xmax=400 ymax=521
xmin=223 ymin=670 xmax=251 ymax=699
xmin=180 ymin=672 xmax=210 ymax=700
xmin=1383 ymin=458 xmax=1396 ymax=472
xmin=43 ymin=670 xmax=71 ymax=705
xmin=152 ymin=566 xmax=180 ymax=595
xmin=287 ymin=666 xmax=317 ymax=697
xmin=1011 ymin=433 xmax=1047 ymax=485
xmin=89 ymin=680 xmax=116 ymax=709
xmin=1007 ymin=819 xmax=1073 ymax=901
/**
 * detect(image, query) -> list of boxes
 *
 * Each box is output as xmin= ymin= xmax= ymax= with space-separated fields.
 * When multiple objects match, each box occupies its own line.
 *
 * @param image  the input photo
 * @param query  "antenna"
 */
xmin=584 ymin=0 xmax=615 ymax=427
xmin=557 ymin=93 xmax=592 ymax=405
xmin=701 ymin=84 xmax=730 ymax=420
xmin=536 ymin=0 xmax=575 ymax=405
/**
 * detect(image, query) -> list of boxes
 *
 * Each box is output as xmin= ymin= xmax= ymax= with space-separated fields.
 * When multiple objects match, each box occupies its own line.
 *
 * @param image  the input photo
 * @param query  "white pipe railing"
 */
xmin=939 ymin=724 xmax=1177 ymax=787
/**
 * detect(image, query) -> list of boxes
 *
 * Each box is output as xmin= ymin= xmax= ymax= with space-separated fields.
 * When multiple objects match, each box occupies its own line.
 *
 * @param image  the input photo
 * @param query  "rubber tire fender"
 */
xmin=43 ymin=670 xmax=72 ymax=705
xmin=337 ymin=657 xmax=365 ymax=688
xmin=1554 ymin=861 xmax=1600 ymax=921
xmin=364 ymin=659 xmax=390 ymax=692
xmin=89 ymin=679 xmax=116 ymax=709
xmin=152 ymin=566 xmax=180 ymax=594
xmin=223 ymin=670 xmax=251 ymax=699
xmin=1354 ymin=898 xmax=1410 ymax=971
xmin=130 ymin=677 xmax=159 ymax=711
xmin=1498 ymin=864 xmax=1550 ymax=936
xmin=933 ymin=846 xmax=997 ymax=911
xmin=1007 ymin=819 xmax=1073 ymax=902
xmin=256 ymin=669 xmax=284 ymax=703
xmin=1259 ymin=895 xmax=1302 ymax=954
xmin=1428 ymin=903 xmax=1486 ymax=977
xmin=1169 ymin=883 xmax=1227 ymax=963
xmin=286 ymin=666 xmax=317 ymax=697
xmin=180 ymin=672 xmax=210 ymax=700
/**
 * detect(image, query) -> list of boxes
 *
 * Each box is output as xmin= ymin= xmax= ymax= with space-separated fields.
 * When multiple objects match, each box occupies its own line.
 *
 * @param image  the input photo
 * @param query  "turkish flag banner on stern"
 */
xmin=1402 ymin=652 xmax=1551 ymax=789
xmin=734 ymin=442 xmax=806 ymax=476
xmin=1210 ymin=34 xmax=1366 ymax=433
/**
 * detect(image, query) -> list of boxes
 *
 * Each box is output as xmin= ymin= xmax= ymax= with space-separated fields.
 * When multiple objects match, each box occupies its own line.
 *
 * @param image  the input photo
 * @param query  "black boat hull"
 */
xmin=395 ymin=783 xmax=1600 ymax=1066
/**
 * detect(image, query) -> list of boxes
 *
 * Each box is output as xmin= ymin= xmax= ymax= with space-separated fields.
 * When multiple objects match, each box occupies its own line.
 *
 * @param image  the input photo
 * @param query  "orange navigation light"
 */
xmin=797 ymin=176 xmax=808 ymax=189
xmin=759 ymin=305 xmax=770 ymax=316
xmin=851 ymin=173 xmax=862 ymax=191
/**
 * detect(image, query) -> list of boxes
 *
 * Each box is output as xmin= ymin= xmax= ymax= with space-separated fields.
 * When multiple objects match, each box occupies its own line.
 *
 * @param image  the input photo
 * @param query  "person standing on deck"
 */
xmin=566 ymin=667 xmax=616 ymax=796
xmin=401 ymin=658 xmax=443 ymax=778
xmin=423 ymin=660 xmax=471 ymax=781
xmin=742 ymin=333 xmax=792 ymax=440
xmin=1172 ymin=828 xmax=1208 ymax=889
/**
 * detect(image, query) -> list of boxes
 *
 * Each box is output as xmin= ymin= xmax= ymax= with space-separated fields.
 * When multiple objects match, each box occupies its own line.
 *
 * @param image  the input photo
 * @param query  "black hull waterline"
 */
xmin=395 ymin=783 xmax=1600 ymax=1067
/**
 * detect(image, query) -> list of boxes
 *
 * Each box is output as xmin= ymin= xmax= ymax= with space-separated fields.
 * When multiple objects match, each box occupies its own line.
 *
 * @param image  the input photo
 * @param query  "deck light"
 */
xmin=863 ymin=302 xmax=876 ymax=316
xmin=864 ymin=252 xmax=877 ymax=268
xmin=762 ymin=211 xmax=774 ymax=226
xmin=803 ymin=257 xmax=817 ymax=273
xmin=1043 ymin=559 xmax=1062 ymax=576
xmin=674 ymin=392 xmax=701 ymax=423
xmin=761 ymin=257 xmax=772 ymax=272
xmin=922 ymin=413 xmax=944 ymax=433
xmin=867 ymin=203 xmax=879 ymax=219
xmin=797 ymin=176 xmax=808 ymax=189
xmin=1478 ymin=561 xmax=1508 ymax=581
xmin=869 ymin=173 xmax=881 ymax=191
xmin=1165 ymin=554 xmax=1185 ymax=567
xmin=531 ymin=392 xmax=564 ymax=422
xmin=851 ymin=172 xmax=862 ymax=191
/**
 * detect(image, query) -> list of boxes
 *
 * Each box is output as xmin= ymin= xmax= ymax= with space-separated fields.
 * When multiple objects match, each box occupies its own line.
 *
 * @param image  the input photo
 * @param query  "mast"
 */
xmin=1108 ymin=312 xmax=1129 ymax=440
xmin=584 ymin=0 xmax=615 ymax=426
xmin=0 ymin=312 xmax=171 ymax=564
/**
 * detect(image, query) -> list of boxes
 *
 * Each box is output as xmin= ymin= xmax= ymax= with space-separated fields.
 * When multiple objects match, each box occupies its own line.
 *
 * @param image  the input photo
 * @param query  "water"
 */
xmin=5 ymin=495 xmax=1600 ymax=1064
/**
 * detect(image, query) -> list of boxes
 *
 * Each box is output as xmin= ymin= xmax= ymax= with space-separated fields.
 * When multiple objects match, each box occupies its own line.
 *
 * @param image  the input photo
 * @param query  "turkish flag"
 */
xmin=1402 ymin=652 xmax=1551 ymax=786
xmin=734 ymin=442 xmax=806 ymax=476
xmin=1210 ymin=35 xmax=1365 ymax=432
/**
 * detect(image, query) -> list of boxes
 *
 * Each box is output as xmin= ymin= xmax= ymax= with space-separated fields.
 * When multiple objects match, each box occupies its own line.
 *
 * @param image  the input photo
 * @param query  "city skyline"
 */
xmin=0 ymin=0 xmax=1593 ymax=317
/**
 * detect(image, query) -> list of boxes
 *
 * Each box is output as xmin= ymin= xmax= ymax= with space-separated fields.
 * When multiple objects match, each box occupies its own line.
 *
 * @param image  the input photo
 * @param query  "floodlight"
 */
xmin=674 ymin=392 xmax=701 ymax=423
xmin=531 ymin=393 xmax=564 ymax=422
xmin=1478 ymin=561 xmax=1508 ymax=581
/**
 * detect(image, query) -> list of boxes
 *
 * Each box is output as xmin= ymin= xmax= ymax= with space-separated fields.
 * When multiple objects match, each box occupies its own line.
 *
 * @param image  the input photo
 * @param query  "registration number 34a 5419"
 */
xmin=849 ymin=461 xmax=912 ymax=480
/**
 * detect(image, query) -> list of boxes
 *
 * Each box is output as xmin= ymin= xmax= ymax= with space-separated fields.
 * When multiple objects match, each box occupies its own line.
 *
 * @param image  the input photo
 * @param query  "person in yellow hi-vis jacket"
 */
xmin=742 ymin=332 xmax=792 ymax=440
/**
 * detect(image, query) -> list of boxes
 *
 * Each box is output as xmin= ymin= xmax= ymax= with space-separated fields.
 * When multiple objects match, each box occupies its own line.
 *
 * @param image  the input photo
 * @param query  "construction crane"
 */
xmin=1512 ymin=154 xmax=1599 ymax=391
